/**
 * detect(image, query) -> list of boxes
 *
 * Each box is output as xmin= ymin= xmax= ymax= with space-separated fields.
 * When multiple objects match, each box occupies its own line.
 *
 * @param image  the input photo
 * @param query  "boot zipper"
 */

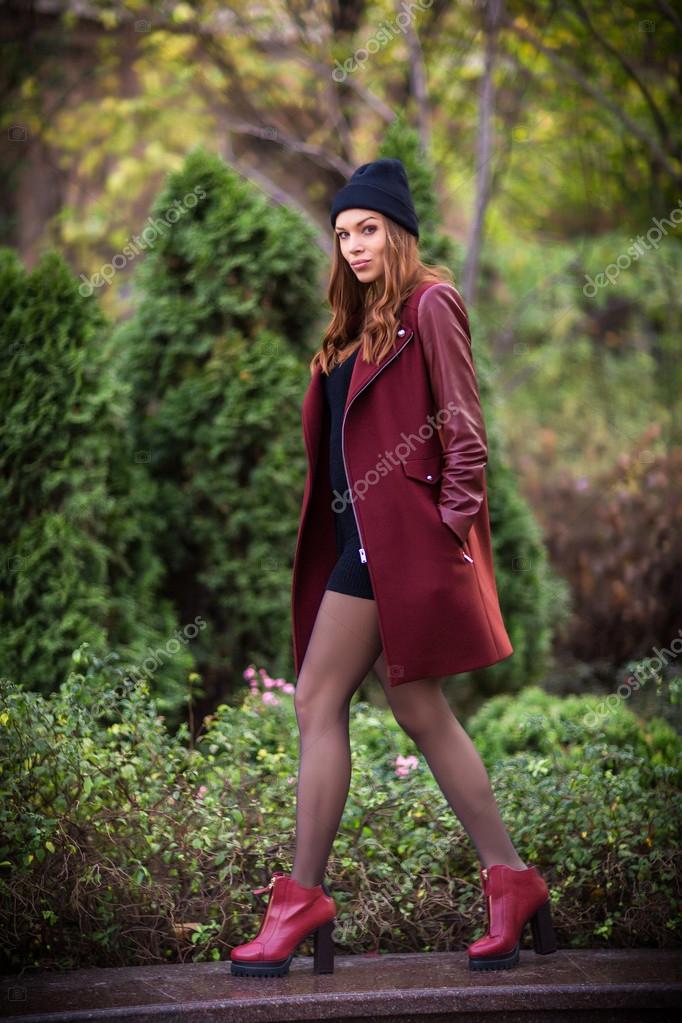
xmin=250 ymin=875 xmax=278 ymax=892
xmin=340 ymin=328 xmax=414 ymax=564
xmin=252 ymin=875 xmax=279 ymax=935
xmin=481 ymin=867 xmax=492 ymax=931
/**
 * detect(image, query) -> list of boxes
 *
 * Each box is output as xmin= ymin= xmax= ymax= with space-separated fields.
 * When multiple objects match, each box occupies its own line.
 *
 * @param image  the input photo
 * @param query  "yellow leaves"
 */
xmin=138 ymin=32 xmax=195 ymax=69
xmin=106 ymin=157 xmax=141 ymax=195
xmin=98 ymin=10 xmax=119 ymax=31
xmin=0 ymin=711 xmax=9 ymax=727
xmin=20 ymin=77 xmax=39 ymax=99
xmin=172 ymin=3 xmax=195 ymax=23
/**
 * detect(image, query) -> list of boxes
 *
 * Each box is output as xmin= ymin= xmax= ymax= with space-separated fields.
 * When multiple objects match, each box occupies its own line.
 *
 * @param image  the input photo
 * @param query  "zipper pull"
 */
xmin=252 ymin=873 xmax=282 ymax=895
xmin=462 ymin=551 xmax=474 ymax=564
xmin=251 ymin=879 xmax=275 ymax=895
xmin=359 ymin=547 xmax=367 ymax=563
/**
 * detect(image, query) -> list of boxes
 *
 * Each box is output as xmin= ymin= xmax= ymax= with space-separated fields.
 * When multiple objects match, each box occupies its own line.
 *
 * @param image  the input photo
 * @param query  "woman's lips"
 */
xmin=352 ymin=260 xmax=371 ymax=269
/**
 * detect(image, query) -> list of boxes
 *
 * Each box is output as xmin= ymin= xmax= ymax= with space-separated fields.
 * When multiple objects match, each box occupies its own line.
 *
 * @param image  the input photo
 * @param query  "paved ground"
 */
xmin=1 ymin=948 xmax=681 ymax=1022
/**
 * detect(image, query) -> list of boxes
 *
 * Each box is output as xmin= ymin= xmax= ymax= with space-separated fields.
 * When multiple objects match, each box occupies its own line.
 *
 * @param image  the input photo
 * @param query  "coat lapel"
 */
xmin=303 ymin=281 xmax=433 ymax=475
xmin=343 ymin=321 xmax=413 ymax=412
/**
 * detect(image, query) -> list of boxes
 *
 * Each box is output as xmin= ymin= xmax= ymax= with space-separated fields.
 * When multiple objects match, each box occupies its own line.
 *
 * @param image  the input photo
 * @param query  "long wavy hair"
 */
xmin=310 ymin=213 xmax=454 ymax=377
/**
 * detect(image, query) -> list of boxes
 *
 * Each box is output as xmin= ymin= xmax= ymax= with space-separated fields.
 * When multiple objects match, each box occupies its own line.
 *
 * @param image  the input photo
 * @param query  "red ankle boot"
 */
xmin=467 ymin=864 xmax=557 ymax=971
xmin=230 ymin=871 xmax=337 ymax=977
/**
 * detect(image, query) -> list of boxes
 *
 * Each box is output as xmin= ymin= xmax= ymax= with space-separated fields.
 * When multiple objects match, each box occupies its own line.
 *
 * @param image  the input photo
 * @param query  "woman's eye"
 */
xmin=339 ymin=226 xmax=376 ymax=239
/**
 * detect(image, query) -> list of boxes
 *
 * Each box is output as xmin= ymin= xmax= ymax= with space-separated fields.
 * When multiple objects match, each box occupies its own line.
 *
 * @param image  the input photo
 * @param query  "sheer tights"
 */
xmin=291 ymin=590 xmax=525 ymax=888
xmin=292 ymin=590 xmax=383 ymax=888
xmin=371 ymin=649 xmax=526 ymax=872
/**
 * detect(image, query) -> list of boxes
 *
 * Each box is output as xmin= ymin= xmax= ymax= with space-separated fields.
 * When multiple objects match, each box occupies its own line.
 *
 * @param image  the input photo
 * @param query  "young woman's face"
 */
xmin=334 ymin=209 xmax=386 ymax=284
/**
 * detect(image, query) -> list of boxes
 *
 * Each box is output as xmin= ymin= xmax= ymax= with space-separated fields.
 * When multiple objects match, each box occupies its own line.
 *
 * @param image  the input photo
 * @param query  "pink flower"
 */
xmin=282 ymin=682 xmax=295 ymax=694
xmin=262 ymin=691 xmax=281 ymax=706
xmin=195 ymin=785 xmax=208 ymax=800
xmin=394 ymin=754 xmax=419 ymax=777
xmin=243 ymin=665 xmax=257 ymax=680
xmin=263 ymin=676 xmax=276 ymax=688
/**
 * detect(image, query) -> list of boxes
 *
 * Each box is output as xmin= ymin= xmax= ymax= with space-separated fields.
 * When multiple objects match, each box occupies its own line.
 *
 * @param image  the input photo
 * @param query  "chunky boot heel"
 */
xmin=468 ymin=864 xmax=557 ymax=971
xmin=530 ymin=897 xmax=557 ymax=955
xmin=313 ymin=918 xmax=335 ymax=973
xmin=230 ymin=871 xmax=337 ymax=977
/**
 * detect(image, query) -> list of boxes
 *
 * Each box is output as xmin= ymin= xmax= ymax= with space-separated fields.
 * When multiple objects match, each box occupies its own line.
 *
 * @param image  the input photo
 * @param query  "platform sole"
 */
xmin=468 ymin=898 xmax=557 ymax=971
xmin=230 ymin=917 xmax=336 ymax=977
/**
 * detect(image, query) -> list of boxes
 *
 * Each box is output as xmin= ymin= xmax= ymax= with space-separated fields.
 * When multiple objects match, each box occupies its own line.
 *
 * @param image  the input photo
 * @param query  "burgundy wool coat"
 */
xmin=290 ymin=280 xmax=514 ymax=686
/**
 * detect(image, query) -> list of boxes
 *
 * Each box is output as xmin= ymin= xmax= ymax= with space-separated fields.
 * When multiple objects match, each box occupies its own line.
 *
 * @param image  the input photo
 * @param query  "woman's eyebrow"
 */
xmin=335 ymin=217 xmax=377 ymax=232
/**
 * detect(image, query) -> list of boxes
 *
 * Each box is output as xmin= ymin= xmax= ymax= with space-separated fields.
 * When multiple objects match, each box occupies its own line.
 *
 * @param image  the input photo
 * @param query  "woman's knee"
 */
xmin=389 ymin=683 xmax=450 ymax=739
xmin=294 ymin=668 xmax=350 ymax=732
xmin=391 ymin=707 xmax=429 ymax=740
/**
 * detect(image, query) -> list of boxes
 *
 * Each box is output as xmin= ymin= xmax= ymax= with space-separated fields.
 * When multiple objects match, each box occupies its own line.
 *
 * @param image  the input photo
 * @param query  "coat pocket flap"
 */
xmin=401 ymin=454 xmax=442 ymax=484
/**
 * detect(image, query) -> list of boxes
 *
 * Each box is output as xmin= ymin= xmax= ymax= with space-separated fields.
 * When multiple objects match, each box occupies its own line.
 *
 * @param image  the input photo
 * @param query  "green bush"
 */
xmin=111 ymin=146 xmax=324 ymax=703
xmin=1 ymin=646 xmax=679 ymax=972
xmin=467 ymin=682 xmax=681 ymax=779
xmin=0 ymin=248 xmax=190 ymax=715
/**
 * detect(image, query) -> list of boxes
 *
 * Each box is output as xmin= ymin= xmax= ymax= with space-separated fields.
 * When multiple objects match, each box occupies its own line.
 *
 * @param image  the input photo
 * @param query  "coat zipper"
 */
xmin=340 ymin=329 xmax=414 ymax=564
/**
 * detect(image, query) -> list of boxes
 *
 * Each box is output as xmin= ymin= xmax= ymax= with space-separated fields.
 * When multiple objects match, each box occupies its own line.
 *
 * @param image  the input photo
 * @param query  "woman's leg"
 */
xmin=372 ymin=651 xmax=526 ymax=870
xmin=291 ymin=589 xmax=383 ymax=888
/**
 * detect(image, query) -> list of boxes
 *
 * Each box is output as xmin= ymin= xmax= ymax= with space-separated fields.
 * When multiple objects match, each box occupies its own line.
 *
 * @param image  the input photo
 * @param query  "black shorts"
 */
xmin=324 ymin=503 xmax=374 ymax=600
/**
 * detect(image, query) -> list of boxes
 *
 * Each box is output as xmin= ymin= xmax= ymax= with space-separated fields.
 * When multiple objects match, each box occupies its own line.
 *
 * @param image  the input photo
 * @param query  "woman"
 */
xmin=230 ymin=159 xmax=556 ymax=977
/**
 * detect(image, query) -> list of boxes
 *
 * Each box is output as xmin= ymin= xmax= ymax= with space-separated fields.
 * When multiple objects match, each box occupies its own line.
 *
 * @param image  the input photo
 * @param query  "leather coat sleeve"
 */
xmin=417 ymin=283 xmax=488 ymax=547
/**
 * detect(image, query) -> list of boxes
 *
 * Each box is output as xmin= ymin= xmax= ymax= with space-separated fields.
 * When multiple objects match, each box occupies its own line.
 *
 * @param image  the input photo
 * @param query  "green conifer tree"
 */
xmin=114 ymin=147 xmax=324 ymax=704
xmin=0 ymin=249 xmax=191 ymax=714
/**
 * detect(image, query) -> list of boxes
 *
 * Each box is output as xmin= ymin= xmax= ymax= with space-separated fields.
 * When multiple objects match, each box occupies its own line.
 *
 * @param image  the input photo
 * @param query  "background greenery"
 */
xmin=0 ymin=645 xmax=679 ymax=971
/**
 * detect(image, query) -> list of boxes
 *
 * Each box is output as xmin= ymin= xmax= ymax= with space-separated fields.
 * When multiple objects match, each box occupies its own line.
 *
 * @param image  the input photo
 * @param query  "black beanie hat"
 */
xmin=330 ymin=158 xmax=419 ymax=240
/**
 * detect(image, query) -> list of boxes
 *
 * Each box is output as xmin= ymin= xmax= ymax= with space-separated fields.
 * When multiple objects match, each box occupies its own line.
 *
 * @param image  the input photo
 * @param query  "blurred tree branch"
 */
xmin=500 ymin=9 xmax=682 ymax=184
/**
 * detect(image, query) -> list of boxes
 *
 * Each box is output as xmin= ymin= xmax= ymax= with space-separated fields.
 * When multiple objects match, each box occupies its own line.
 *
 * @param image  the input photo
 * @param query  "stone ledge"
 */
xmin=1 ymin=949 xmax=681 ymax=1023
